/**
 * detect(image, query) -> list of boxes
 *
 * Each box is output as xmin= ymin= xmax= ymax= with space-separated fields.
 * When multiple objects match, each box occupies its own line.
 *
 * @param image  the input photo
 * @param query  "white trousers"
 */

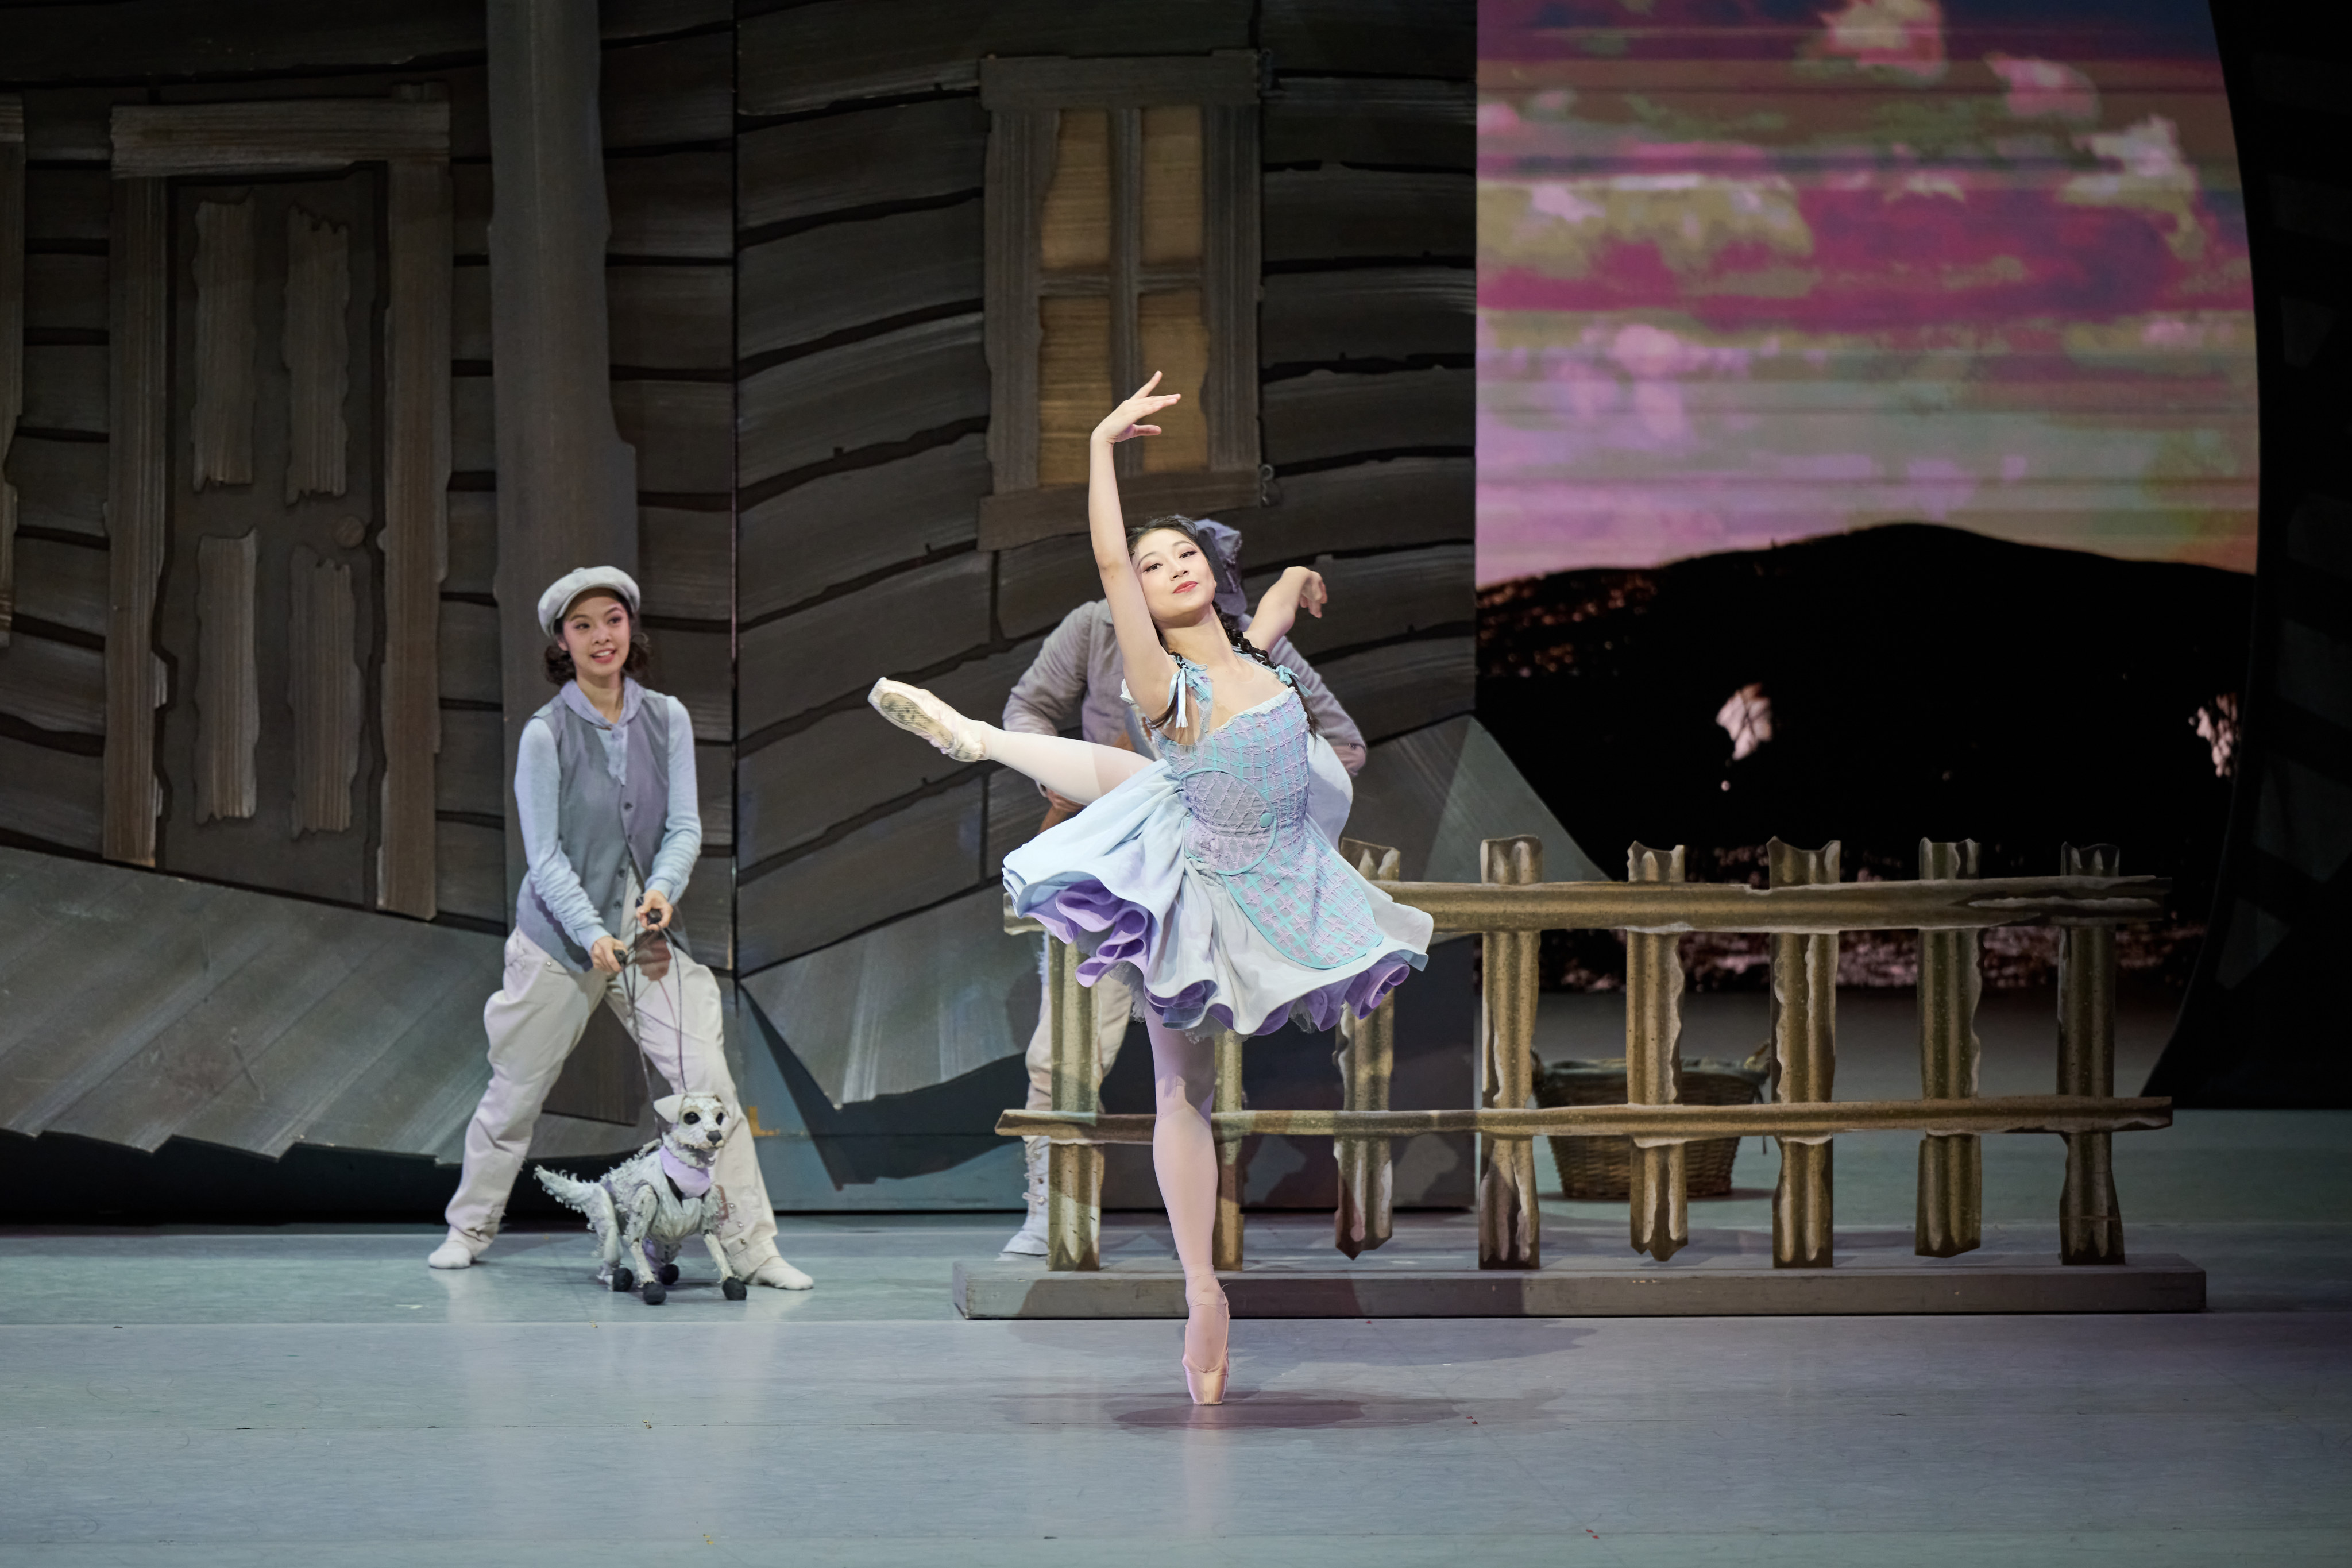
xmin=1023 ymin=960 xmax=1135 ymax=1112
xmin=445 ymin=928 xmax=781 ymax=1270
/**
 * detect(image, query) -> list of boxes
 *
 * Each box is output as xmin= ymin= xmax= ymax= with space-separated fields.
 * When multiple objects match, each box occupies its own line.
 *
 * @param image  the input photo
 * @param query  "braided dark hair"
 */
xmin=1125 ymin=514 xmax=1314 ymax=736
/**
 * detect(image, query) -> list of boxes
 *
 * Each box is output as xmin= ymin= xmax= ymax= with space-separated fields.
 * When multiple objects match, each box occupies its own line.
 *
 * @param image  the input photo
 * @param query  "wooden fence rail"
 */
xmin=999 ymin=1097 xmax=2175 ymax=1142
xmin=999 ymin=835 xmax=2170 ymax=1275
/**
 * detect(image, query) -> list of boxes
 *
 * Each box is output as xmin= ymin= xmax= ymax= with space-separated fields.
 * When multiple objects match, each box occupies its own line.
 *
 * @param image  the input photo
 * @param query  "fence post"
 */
xmin=1333 ymin=999 xmax=1396 ymax=1258
xmin=1044 ymin=935 xmax=1102 ymax=1272
xmin=1769 ymin=838 xmax=1840 ymax=1268
xmin=1335 ymin=839 xmax=1401 ymax=1259
xmin=1478 ymin=835 xmax=1543 ymax=1269
xmin=1916 ymin=838 xmax=1984 ymax=1257
xmin=1214 ymin=1026 xmax=1248 ymax=1272
xmin=1625 ymin=843 xmax=1688 ymax=1262
xmin=2059 ymin=843 xmax=2127 ymax=1265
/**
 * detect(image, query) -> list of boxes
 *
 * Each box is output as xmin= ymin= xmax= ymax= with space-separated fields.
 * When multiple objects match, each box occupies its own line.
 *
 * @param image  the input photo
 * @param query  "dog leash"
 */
xmin=616 ymin=909 xmax=693 ymax=1135
xmin=617 ymin=910 xmax=727 ymax=1227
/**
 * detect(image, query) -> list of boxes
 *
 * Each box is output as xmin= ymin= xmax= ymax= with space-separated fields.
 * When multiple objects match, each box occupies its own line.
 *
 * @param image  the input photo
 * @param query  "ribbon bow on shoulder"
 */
xmin=1121 ymin=657 xmax=1219 ymax=732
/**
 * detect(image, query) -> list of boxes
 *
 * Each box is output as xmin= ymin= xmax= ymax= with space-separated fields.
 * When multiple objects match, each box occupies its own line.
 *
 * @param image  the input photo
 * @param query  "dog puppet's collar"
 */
xmin=658 ymin=1145 xmax=713 ymax=1198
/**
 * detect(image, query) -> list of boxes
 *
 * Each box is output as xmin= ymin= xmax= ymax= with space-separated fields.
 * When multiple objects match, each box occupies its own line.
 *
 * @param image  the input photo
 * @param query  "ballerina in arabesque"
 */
xmin=868 ymin=375 xmax=1432 ymax=1404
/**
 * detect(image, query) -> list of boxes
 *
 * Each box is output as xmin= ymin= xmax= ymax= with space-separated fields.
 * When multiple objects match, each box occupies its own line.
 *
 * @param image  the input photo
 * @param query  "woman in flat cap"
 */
xmin=427 ymin=567 xmax=812 ymax=1293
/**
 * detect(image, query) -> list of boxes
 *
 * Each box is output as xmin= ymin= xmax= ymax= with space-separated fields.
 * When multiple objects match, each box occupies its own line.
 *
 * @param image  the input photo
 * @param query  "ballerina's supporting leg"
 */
xmin=869 ymin=678 xmax=1148 ymax=803
xmin=1146 ymin=1017 xmax=1230 ymax=1397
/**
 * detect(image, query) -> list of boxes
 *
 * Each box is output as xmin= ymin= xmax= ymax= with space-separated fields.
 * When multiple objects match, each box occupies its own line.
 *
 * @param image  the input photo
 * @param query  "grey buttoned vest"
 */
xmin=514 ymin=689 xmax=690 ymax=971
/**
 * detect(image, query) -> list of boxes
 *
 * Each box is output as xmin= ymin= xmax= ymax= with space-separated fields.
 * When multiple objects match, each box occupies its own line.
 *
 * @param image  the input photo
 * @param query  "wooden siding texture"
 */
xmin=1243 ymin=34 xmax=1476 ymax=822
xmin=602 ymin=28 xmax=737 ymax=914
xmin=0 ymin=3 xmax=1481 ymax=1187
xmin=608 ymin=265 xmax=731 ymax=371
xmin=7 ymin=98 xmax=111 ymax=859
xmin=739 ymin=554 xmax=992 ymax=737
xmin=738 ymin=432 xmax=988 ymax=619
xmin=0 ymin=631 xmax=104 ymax=735
xmin=735 ymin=778 xmax=986 ymax=974
xmin=0 ymin=843 xmax=520 ymax=1160
xmin=729 ymin=5 xmax=1476 ymax=1030
xmin=737 ymin=98 xmax=986 ymax=233
xmin=638 ymin=505 xmax=731 ymax=621
xmin=736 ymin=3 xmax=1256 ymax=118
xmin=737 ymin=202 xmax=983 ymax=363
xmin=737 ymin=313 xmax=989 ymax=489
xmin=9 ymin=536 xmax=106 ymax=636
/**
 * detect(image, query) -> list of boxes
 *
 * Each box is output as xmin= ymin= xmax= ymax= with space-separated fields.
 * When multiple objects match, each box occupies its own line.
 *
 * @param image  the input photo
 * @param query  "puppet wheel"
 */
xmin=723 ymin=1278 xmax=748 ymax=1301
xmin=658 ymin=1263 xmax=681 ymax=1286
xmin=611 ymin=1266 xmax=635 ymax=1293
xmin=642 ymin=1280 xmax=667 ymax=1305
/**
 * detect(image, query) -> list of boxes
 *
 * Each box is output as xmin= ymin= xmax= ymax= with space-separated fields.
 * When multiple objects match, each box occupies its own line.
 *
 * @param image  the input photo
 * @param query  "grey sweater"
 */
xmin=1002 ymin=601 xmax=1367 ymax=775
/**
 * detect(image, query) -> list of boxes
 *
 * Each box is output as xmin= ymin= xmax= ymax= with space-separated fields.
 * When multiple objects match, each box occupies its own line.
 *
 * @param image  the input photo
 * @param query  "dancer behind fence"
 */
xmin=869 ymin=376 xmax=1433 ymax=1403
xmin=428 ymin=566 xmax=813 ymax=1293
xmin=992 ymin=519 xmax=1369 ymax=1258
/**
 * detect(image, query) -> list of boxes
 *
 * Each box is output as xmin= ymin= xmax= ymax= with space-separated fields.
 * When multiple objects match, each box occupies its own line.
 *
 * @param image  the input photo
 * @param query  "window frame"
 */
xmin=978 ymin=51 xmax=1262 ymax=551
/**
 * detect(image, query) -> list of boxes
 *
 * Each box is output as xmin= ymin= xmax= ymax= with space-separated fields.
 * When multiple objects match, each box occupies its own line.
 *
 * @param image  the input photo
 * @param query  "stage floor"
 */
xmin=6 ymin=1105 xmax=2351 ymax=1565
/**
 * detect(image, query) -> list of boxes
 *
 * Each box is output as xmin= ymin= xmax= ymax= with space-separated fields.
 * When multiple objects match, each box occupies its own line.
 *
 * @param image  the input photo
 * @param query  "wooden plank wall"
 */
xmin=1253 ymin=1 xmax=1476 ymax=734
xmin=729 ymin=0 xmax=1473 ymax=987
xmin=1 ymin=87 xmax=115 ymax=851
xmin=0 ymin=1 xmax=1475 ymax=1141
xmin=0 ymin=2 xmax=731 ymax=944
xmin=736 ymin=8 xmax=1023 ymax=979
xmin=442 ymin=13 xmax=742 ymax=941
xmin=599 ymin=16 xmax=738 ymax=965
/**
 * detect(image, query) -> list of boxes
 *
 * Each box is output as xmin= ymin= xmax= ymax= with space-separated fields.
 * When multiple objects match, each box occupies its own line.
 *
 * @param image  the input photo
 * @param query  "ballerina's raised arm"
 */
xmin=1241 ymin=564 xmax=1328 ymax=651
xmin=1088 ymin=373 xmax=1187 ymax=708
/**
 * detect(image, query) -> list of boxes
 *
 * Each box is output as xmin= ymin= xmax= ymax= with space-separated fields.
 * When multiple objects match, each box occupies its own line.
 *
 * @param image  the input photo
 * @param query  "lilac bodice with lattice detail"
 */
xmin=1002 ymin=659 xmax=1433 ymax=1038
xmin=1163 ymin=696 xmax=1384 ymax=971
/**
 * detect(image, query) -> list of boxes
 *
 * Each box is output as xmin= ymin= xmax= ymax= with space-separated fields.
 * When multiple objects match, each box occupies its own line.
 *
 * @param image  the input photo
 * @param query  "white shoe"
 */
xmin=743 ymin=1256 xmax=814 ymax=1291
xmin=1001 ymin=1136 xmax=1049 ymax=1256
xmin=868 ymin=678 xmax=987 ymax=762
xmin=1001 ymin=1208 xmax=1048 ymax=1257
xmin=427 ymin=1231 xmax=481 ymax=1270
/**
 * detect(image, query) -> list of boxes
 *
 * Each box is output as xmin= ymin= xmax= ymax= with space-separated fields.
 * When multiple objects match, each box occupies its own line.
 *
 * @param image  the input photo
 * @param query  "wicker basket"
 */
xmin=1534 ymin=1058 xmax=1769 ymax=1200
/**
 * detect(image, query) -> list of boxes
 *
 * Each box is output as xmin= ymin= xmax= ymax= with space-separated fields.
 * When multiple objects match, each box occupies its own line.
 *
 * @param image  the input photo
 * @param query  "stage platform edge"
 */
xmin=953 ymin=1252 xmax=2207 ymax=1318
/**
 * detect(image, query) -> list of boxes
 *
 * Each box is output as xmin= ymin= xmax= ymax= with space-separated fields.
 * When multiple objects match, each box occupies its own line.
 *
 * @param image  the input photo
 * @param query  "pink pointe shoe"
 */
xmin=1182 ymin=1281 xmax=1231 ymax=1405
xmin=867 ymin=678 xmax=987 ymax=763
xmin=1183 ymin=1354 xmax=1230 ymax=1406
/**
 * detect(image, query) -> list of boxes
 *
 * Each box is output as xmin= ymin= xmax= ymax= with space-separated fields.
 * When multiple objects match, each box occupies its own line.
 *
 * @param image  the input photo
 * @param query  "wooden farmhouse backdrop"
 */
xmin=0 ymin=1 xmax=1531 ymax=1211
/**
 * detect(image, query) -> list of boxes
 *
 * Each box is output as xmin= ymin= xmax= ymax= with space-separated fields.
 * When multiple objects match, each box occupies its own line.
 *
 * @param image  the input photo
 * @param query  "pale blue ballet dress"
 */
xmin=1002 ymin=657 xmax=1433 ymax=1037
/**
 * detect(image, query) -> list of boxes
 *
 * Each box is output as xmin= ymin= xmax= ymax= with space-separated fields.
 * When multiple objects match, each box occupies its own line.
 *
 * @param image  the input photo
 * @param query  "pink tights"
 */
xmin=1147 ymin=1017 xmax=1230 ymax=1373
xmin=980 ymin=725 xmax=1150 ymax=805
xmin=983 ymin=709 xmax=1226 ymax=1368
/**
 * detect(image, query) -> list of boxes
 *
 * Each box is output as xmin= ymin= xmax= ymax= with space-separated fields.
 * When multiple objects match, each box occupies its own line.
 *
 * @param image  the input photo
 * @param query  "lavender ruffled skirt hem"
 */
xmin=1028 ymin=875 xmax=1422 ymax=1036
xmin=1003 ymin=757 xmax=1435 ymax=1039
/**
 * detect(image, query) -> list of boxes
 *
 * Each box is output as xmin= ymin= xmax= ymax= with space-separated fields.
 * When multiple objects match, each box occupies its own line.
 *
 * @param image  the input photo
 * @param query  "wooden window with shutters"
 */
xmin=978 ymin=53 xmax=1262 ymax=550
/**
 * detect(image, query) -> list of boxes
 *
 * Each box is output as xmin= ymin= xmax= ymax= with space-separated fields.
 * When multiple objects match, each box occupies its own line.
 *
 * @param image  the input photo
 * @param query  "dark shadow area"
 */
xmin=747 ymin=991 xmax=1029 ymax=1188
xmin=1112 ymin=1395 xmax=1472 ymax=1431
xmin=0 ymin=1128 xmax=616 ymax=1225
xmin=2146 ymin=1 xmax=2352 ymax=1108
xmin=1481 ymin=523 xmax=2251 ymax=990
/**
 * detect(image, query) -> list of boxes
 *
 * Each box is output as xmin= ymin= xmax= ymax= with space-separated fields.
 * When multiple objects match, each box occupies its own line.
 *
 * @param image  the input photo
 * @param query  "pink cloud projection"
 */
xmin=1987 ymin=54 xmax=2100 ymax=122
xmin=1814 ymin=0 xmax=1949 ymax=80
xmin=1477 ymin=0 xmax=2256 ymax=585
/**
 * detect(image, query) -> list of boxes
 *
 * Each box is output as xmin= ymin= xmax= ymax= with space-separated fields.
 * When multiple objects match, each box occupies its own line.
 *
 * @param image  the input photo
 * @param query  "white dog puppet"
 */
xmin=534 ymin=1092 xmax=747 ymax=1306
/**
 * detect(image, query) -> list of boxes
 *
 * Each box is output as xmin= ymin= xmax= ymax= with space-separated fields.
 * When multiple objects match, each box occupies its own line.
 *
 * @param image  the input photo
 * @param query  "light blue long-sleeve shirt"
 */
xmin=516 ymin=680 xmax=701 ymax=952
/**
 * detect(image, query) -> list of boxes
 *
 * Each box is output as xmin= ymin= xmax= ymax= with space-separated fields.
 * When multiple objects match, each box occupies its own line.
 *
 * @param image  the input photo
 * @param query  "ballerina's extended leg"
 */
xmin=1146 ymin=1017 xmax=1230 ymax=1404
xmin=868 ymin=678 xmax=1148 ymax=802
